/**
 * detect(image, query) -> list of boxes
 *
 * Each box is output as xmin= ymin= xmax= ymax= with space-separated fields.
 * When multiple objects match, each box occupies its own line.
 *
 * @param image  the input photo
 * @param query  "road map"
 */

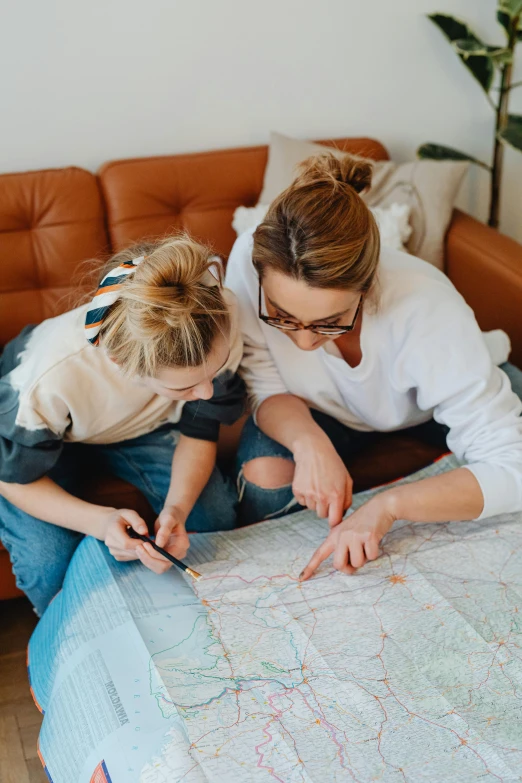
xmin=28 ymin=455 xmax=522 ymax=782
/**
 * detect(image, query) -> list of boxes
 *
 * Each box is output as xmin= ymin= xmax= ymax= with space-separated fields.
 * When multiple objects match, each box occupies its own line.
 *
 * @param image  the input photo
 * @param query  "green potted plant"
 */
xmin=418 ymin=1 xmax=522 ymax=228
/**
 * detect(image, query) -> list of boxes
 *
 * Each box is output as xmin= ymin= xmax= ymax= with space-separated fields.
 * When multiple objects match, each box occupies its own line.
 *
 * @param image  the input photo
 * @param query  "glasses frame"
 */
xmin=258 ymin=281 xmax=363 ymax=336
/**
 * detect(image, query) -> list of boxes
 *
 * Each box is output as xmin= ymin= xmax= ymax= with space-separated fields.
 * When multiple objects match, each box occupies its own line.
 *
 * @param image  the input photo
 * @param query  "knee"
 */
xmin=10 ymin=526 xmax=81 ymax=614
xmin=38 ymin=524 xmax=83 ymax=564
xmin=242 ymin=457 xmax=294 ymax=489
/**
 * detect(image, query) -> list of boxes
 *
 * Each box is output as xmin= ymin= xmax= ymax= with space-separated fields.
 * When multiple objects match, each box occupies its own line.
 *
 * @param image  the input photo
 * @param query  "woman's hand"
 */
xmin=292 ymin=435 xmax=353 ymax=526
xmin=300 ymin=493 xmax=397 ymax=580
xmin=102 ymin=508 xmax=149 ymax=562
xmin=136 ymin=505 xmax=190 ymax=575
xmin=101 ymin=506 xmax=190 ymax=575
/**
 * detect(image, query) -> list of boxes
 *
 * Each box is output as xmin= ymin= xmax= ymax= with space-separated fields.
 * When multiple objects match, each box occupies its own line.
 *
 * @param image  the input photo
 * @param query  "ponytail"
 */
xmin=253 ymin=152 xmax=380 ymax=292
xmin=95 ymin=235 xmax=229 ymax=377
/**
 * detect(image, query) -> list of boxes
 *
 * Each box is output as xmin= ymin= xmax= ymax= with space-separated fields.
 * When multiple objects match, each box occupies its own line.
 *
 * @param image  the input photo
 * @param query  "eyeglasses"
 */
xmin=258 ymin=281 xmax=363 ymax=336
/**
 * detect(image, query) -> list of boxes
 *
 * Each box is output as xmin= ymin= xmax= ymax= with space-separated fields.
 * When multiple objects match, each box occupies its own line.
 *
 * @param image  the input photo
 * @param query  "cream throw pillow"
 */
xmin=232 ymin=202 xmax=412 ymax=252
xmin=258 ymin=132 xmax=469 ymax=269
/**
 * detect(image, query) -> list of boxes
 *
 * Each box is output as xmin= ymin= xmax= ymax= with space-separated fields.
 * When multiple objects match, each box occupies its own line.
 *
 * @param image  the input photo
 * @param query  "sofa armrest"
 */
xmin=446 ymin=209 xmax=522 ymax=368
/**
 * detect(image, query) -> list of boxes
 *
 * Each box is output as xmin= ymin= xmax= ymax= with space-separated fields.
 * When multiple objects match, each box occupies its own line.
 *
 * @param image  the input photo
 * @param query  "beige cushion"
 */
xmin=259 ymin=132 xmax=469 ymax=270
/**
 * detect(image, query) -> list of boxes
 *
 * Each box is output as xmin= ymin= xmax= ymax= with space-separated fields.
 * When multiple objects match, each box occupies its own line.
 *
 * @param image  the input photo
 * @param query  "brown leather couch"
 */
xmin=1 ymin=137 xmax=521 ymax=600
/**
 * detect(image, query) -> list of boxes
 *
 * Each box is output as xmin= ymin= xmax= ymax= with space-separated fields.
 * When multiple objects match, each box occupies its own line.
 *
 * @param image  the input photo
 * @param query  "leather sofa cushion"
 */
xmin=446 ymin=210 xmax=522 ymax=368
xmin=99 ymin=139 xmax=389 ymax=258
xmin=0 ymin=167 xmax=109 ymax=347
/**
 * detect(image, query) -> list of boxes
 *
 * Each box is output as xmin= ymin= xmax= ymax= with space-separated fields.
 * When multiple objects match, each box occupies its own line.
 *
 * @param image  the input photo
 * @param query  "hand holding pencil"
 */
xmin=101 ymin=504 xmax=200 ymax=579
xmin=128 ymin=505 xmax=191 ymax=575
xmin=127 ymin=527 xmax=201 ymax=581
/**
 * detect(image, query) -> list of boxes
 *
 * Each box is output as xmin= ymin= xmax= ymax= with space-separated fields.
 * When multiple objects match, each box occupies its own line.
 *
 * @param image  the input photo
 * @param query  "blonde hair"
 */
xmin=253 ymin=152 xmax=380 ymax=292
xmin=96 ymin=235 xmax=230 ymax=377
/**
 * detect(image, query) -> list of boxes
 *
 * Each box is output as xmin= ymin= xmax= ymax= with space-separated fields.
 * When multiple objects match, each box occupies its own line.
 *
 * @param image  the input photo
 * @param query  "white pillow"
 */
xmin=232 ymin=202 xmax=412 ymax=252
xmin=255 ymin=132 xmax=468 ymax=269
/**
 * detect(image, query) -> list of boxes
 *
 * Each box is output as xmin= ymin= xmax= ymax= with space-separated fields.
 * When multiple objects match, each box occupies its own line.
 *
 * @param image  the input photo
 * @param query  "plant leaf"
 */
xmin=452 ymin=39 xmax=512 ymax=65
xmin=429 ymin=14 xmax=495 ymax=93
xmin=491 ymin=48 xmax=514 ymax=65
xmin=498 ymin=0 xmax=522 ymax=19
xmin=417 ymin=142 xmax=491 ymax=170
xmin=452 ymin=39 xmax=505 ymax=56
xmin=497 ymin=9 xmax=512 ymax=34
xmin=498 ymin=114 xmax=522 ymax=151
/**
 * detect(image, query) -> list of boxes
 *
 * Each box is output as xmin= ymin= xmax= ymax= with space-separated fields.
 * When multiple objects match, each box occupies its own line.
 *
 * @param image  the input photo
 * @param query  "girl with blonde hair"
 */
xmin=0 ymin=235 xmax=245 ymax=615
xmin=226 ymin=153 xmax=522 ymax=579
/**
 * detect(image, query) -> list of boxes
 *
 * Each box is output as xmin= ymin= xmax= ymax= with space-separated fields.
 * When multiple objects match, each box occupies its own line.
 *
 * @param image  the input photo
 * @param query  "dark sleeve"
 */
xmin=179 ymin=371 xmax=246 ymax=442
xmin=0 ymin=380 xmax=64 ymax=484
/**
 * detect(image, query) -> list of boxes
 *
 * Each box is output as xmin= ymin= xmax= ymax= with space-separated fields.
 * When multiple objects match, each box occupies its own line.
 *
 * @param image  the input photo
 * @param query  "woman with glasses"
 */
xmin=225 ymin=152 xmax=522 ymax=580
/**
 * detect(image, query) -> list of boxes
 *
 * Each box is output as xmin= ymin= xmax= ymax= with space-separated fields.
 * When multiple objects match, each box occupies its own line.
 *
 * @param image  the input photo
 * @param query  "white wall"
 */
xmin=2 ymin=0 xmax=521 ymax=241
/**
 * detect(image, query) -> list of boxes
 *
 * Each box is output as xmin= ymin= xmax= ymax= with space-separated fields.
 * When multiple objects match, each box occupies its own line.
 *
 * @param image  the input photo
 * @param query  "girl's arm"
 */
xmin=256 ymin=394 xmax=353 ymax=525
xmin=0 ymin=477 xmax=115 ymax=536
xmin=0 ymin=477 xmax=149 ymax=561
xmin=159 ymin=434 xmax=217 ymax=538
xmin=140 ymin=435 xmax=217 ymax=571
xmin=301 ymin=466 xmax=484 ymax=579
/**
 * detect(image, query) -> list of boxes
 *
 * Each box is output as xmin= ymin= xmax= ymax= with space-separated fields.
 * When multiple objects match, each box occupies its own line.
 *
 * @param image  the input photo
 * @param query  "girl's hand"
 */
xmin=136 ymin=505 xmax=190 ymax=575
xmin=102 ymin=508 xmax=148 ymax=562
xmin=292 ymin=435 xmax=353 ymax=527
xmin=300 ymin=493 xmax=397 ymax=580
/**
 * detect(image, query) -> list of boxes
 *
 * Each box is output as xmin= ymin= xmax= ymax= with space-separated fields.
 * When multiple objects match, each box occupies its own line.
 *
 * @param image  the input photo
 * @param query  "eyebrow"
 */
xmin=267 ymin=297 xmax=353 ymax=323
xmin=166 ymin=351 xmax=231 ymax=392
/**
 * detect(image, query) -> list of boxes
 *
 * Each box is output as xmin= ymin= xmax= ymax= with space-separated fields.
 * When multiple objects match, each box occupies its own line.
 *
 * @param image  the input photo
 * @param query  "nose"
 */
xmin=192 ymin=380 xmax=214 ymax=400
xmin=292 ymin=330 xmax=321 ymax=351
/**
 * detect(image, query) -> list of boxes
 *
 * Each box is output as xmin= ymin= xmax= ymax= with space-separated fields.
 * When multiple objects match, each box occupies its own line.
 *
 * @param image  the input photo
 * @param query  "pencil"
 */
xmin=126 ymin=527 xmax=202 ymax=581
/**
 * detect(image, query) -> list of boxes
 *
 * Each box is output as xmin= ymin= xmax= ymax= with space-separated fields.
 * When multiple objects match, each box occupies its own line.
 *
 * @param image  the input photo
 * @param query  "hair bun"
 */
xmin=295 ymin=152 xmax=373 ymax=195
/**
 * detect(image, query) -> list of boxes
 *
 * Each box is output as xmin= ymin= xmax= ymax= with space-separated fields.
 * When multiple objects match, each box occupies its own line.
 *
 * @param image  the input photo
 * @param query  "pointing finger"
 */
xmin=299 ymin=537 xmax=335 ymax=582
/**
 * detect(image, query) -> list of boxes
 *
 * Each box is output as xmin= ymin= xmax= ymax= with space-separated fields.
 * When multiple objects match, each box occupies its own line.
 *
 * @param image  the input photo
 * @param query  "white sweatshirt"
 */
xmin=225 ymin=230 xmax=522 ymax=520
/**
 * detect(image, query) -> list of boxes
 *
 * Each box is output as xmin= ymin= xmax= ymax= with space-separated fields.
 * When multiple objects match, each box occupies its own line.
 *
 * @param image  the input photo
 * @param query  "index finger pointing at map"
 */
xmin=299 ymin=537 xmax=335 ymax=581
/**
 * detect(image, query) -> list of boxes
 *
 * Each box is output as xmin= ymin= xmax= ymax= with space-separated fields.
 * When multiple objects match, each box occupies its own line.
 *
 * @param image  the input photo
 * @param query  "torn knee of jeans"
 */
xmin=241 ymin=456 xmax=295 ymax=489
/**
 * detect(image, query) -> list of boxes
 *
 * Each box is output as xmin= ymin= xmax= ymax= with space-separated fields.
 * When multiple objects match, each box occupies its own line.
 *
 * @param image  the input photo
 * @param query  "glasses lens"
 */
xmin=266 ymin=319 xmax=298 ymax=331
xmin=311 ymin=326 xmax=347 ymax=335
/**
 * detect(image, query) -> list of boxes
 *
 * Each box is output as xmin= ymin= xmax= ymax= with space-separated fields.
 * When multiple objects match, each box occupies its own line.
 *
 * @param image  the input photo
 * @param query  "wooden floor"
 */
xmin=0 ymin=598 xmax=47 ymax=783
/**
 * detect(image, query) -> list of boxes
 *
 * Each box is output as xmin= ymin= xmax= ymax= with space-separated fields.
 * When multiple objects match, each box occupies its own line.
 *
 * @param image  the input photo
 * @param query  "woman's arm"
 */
xmin=140 ymin=435 xmax=218 ymax=571
xmin=256 ymin=394 xmax=353 ymax=525
xmin=0 ymin=476 xmax=115 ymax=536
xmin=257 ymin=393 xmax=327 ymax=450
xmin=157 ymin=434 xmax=217 ymax=541
xmin=399 ymin=293 xmax=522 ymax=520
xmin=301 ymin=466 xmax=483 ymax=580
xmin=0 ymin=477 xmax=149 ymax=562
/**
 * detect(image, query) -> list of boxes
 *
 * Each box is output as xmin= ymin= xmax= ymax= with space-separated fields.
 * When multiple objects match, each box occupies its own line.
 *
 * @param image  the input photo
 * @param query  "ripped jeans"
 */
xmin=0 ymin=425 xmax=237 ymax=616
xmin=235 ymin=412 xmax=449 ymax=526
xmin=235 ymin=362 xmax=522 ymax=526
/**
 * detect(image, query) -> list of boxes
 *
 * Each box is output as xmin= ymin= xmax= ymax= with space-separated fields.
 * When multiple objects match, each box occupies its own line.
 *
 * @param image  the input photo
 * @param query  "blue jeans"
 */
xmin=236 ymin=362 xmax=522 ymax=526
xmin=0 ymin=426 xmax=237 ymax=616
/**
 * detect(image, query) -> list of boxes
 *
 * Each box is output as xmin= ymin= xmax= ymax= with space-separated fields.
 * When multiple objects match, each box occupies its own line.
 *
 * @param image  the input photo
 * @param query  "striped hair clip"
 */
xmin=85 ymin=256 xmax=145 ymax=346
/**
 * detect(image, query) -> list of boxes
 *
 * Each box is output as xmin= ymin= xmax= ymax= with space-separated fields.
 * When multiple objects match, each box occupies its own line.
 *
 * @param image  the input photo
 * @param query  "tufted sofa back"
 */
xmin=0 ymin=167 xmax=109 ymax=346
xmin=0 ymin=138 xmax=388 ymax=347
xmin=99 ymin=138 xmax=389 ymax=255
